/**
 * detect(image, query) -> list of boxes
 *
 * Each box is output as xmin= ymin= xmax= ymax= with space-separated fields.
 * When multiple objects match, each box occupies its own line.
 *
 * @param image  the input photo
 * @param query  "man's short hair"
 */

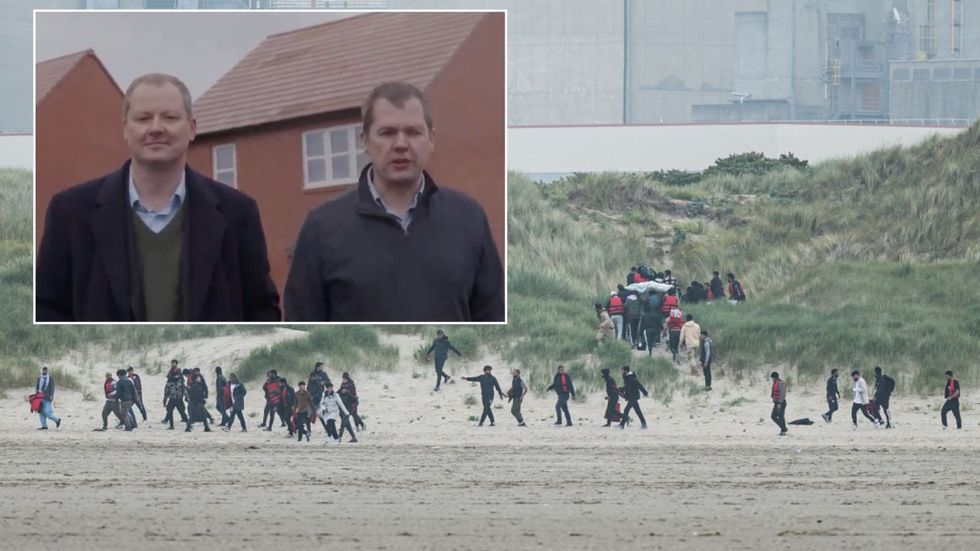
xmin=851 ymin=370 xmax=860 ymax=376
xmin=123 ymin=73 xmax=193 ymax=119
xmin=686 ymin=314 xmax=694 ymax=321
xmin=126 ymin=366 xmax=133 ymax=372
xmin=831 ymin=369 xmax=838 ymax=375
xmin=945 ymin=370 xmax=954 ymax=376
xmin=116 ymin=369 xmax=126 ymax=377
xmin=361 ymin=81 xmax=433 ymax=135
xmin=874 ymin=366 xmax=882 ymax=374
xmin=770 ymin=371 xmax=779 ymax=379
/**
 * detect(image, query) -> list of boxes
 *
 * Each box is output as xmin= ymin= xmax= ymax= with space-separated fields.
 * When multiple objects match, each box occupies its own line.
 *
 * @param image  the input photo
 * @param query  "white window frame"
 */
xmin=212 ymin=143 xmax=237 ymax=188
xmin=302 ymin=123 xmax=368 ymax=190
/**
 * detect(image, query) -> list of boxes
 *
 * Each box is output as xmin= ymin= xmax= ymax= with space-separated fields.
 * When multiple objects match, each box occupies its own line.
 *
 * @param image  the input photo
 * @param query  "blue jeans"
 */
xmin=39 ymin=400 xmax=60 ymax=428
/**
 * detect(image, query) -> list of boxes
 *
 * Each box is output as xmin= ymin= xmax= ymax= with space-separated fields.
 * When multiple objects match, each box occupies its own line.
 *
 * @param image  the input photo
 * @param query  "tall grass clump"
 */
xmin=237 ymin=326 xmax=398 ymax=383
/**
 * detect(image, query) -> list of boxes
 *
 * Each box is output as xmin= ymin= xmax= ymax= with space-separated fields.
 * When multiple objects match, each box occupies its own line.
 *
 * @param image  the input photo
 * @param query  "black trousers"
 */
xmin=851 ymin=402 xmax=877 ymax=425
xmin=555 ymin=393 xmax=572 ymax=424
xmin=771 ymin=401 xmax=787 ymax=432
xmin=644 ymin=328 xmax=659 ymax=356
xmin=668 ymin=330 xmax=681 ymax=360
xmin=262 ymin=402 xmax=276 ymax=427
xmin=186 ymin=402 xmax=210 ymax=431
xmin=941 ymin=399 xmax=962 ymax=429
xmin=621 ymin=399 xmax=646 ymax=427
xmin=229 ymin=406 xmax=246 ymax=430
xmin=132 ymin=394 xmax=147 ymax=421
xmin=277 ymin=403 xmax=292 ymax=433
xmin=703 ymin=364 xmax=712 ymax=388
xmin=871 ymin=396 xmax=892 ymax=425
xmin=217 ymin=401 xmax=230 ymax=427
xmin=164 ymin=398 xmax=187 ymax=427
xmin=338 ymin=413 xmax=356 ymax=440
xmin=434 ymin=356 xmax=450 ymax=389
xmin=626 ymin=318 xmax=641 ymax=345
xmin=480 ymin=396 xmax=495 ymax=425
xmin=825 ymin=397 xmax=839 ymax=420
xmin=325 ymin=419 xmax=339 ymax=440
xmin=295 ymin=412 xmax=310 ymax=440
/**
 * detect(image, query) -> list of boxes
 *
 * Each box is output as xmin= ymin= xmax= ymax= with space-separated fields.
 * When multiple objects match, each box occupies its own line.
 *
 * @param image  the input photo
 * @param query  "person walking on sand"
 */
xmin=95 ymin=372 xmax=127 ymax=431
xmin=34 ymin=366 xmax=62 ymax=430
xmin=215 ymin=366 xmax=229 ymax=428
xmin=162 ymin=368 xmax=188 ymax=429
xmin=336 ymin=375 xmax=359 ymax=443
xmin=114 ymin=369 xmax=137 ymax=431
xmin=508 ymin=369 xmax=528 ymax=427
xmin=185 ymin=372 xmax=212 ymax=432
xmin=293 ymin=381 xmax=313 ymax=442
xmin=619 ymin=366 xmax=649 ymax=429
xmin=770 ymin=372 xmax=788 ymax=436
xmin=821 ymin=369 xmax=840 ymax=423
xmin=339 ymin=372 xmax=365 ymax=431
xmin=424 ymin=330 xmax=462 ymax=391
xmin=463 ymin=365 xmax=504 ymax=427
xmin=941 ymin=370 xmax=962 ymax=430
xmin=601 ymin=368 xmax=621 ymax=427
xmin=277 ymin=377 xmax=296 ymax=436
xmin=260 ymin=371 xmax=281 ymax=431
xmin=547 ymin=365 xmax=576 ymax=427
xmin=126 ymin=367 xmax=147 ymax=424
xmin=872 ymin=366 xmax=896 ymax=429
xmin=595 ymin=303 xmax=615 ymax=343
xmin=680 ymin=314 xmax=702 ymax=376
xmin=192 ymin=367 xmax=215 ymax=425
xmin=222 ymin=373 xmax=247 ymax=432
xmin=850 ymin=370 xmax=880 ymax=429
xmin=317 ymin=383 xmax=350 ymax=444
xmin=665 ymin=307 xmax=685 ymax=363
xmin=699 ymin=329 xmax=713 ymax=391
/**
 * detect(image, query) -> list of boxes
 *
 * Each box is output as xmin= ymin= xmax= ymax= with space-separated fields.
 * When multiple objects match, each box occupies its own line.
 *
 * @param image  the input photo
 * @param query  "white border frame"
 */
xmin=32 ymin=7 xmax=508 ymax=326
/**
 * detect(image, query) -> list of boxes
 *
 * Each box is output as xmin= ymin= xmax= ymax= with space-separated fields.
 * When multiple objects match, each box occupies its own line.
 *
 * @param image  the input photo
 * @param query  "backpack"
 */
xmin=638 ymin=265 xmax=654 ymax=279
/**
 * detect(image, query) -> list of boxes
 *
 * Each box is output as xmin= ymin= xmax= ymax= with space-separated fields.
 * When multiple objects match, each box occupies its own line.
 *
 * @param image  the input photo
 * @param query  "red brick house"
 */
xmin=35 ymin=49 xmax=127 ymax=243
xmin=187 ymin=11 xmax=506 ymax=295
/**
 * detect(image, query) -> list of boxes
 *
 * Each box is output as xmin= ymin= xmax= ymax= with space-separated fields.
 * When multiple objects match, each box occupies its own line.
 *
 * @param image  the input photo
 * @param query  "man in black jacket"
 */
xmin=115 ymin=369 xmax=137 ymax=431
xmin=185 ymin=373 xmax=211 ymax=432
xmin=941 ymin=370 xmax=962 ymax=430
xmin=126 ymin=367 xmax=147 ymax=423
xmin=283 ymin=82 xmax=504 ymax=322
xmin=709 ymin=271 xmax=725 ymax=302
xmin=222 ymin=373 xmax=247 ymax=432
xmin=162 ymin=368 xmax=188 ymax=430
xmin=215 ymin=366 xmax=229 ymax=427
xmin=35 ymin=73 xmax=280 ymax=322
xmin=425 ymin=330 xmax=462 ymax=391
xmin=463 ymin=365 xmax=504 ymax=426
xmin=601 ymin=368 xmax=620 ymax=427
xmin=619 ymin=366 xmax=649 ymax=429
xmin=822 ymin=369 xmax=840 ymax=423
xmin=546 ymin=365 xmax=576 ymax=426
xmin=872 ymin=366 xmax=896 ymax=428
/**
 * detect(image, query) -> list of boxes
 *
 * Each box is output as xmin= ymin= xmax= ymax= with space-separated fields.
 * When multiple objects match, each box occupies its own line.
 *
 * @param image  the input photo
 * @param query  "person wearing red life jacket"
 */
xmin=260 ymin=370 xmax=280 ymax=431
xmin=770 ymin=371 xmax=788 ymax=436
xmin=95 ymin=372 xmax=127 ymax=431
xmin=606 ymin=291 xmax=626 ymax=341
xmin=546 ymin=365 xmax=576 ymax=427
xmin=665 ymin=307 xmax=685 ymax=362
xmin=660 ymin=287 xmax=679 ymax=315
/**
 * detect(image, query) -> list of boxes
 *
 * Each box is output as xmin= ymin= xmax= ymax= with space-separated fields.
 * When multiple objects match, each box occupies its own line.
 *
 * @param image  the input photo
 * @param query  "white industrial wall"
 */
xmin=508 ymin=123 xmax=967 ymax=173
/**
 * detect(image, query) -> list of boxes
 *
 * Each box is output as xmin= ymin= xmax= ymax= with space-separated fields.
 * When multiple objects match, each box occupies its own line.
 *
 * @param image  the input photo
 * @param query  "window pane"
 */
xmin=330 ymin=128 xmax=349 ymax=154
xmin=305 ymin=132 xmax=324 ymax=157
xmin=307 ymin=159 xmax=326 ymax=183
xmin=216 ymin=170 xmax=235 ymax=188
xmin=215 ymin=145 xmax=234 ymax=170
xmin=332 ymin=154 xmax=350 ymax=180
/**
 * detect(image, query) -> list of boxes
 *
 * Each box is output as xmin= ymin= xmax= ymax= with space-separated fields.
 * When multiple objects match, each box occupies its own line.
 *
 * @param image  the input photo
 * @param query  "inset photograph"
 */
xmin=34 ymin=9 xmax=506 ymax=323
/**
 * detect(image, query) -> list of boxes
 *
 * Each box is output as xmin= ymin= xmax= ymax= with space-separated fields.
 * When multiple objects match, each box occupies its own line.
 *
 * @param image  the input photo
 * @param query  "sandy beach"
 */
xmin=2 ymin=332 xmax=977 ymax=550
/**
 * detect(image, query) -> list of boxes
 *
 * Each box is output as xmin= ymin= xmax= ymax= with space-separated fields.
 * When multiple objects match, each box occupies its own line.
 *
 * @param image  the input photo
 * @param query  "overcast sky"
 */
xmin=35 ymin=11 xmax=356 ymax=99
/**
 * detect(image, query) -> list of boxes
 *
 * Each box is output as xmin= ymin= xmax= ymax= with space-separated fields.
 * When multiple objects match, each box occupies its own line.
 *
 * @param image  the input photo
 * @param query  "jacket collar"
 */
xmin=355 ymin=163 xmax=439 ymax=219
xmin=92 ymin=160 xmax=227 ymax=321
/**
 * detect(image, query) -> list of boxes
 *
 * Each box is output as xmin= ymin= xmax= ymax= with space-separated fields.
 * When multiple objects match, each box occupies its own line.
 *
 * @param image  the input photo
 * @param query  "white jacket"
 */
xmin=317 ymin=392 xmax=349 ymax=421
xmin=853 ymin=377 xmax=870 ymax=404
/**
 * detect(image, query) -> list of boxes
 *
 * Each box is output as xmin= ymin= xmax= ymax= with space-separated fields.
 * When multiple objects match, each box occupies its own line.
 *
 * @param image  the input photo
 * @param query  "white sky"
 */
xmin=35 ymin=11 xmax=357 ymax=99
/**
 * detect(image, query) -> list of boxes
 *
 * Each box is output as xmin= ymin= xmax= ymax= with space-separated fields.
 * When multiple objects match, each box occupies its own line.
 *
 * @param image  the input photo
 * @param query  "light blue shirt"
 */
xmin=367 ymin=166 xmax=425 ymax=232
xmin=128 ymin=171 xmax=186 ymax=234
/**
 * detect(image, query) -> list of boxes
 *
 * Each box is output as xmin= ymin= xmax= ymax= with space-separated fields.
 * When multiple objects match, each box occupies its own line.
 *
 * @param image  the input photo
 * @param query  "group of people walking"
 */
xmin=770 ymin=367 xmax=964 ymax=435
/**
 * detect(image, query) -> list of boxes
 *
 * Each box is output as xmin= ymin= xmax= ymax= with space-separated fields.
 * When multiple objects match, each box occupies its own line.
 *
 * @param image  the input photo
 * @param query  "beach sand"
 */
xmin=1 ymin=332 xmax=977 ymax=550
